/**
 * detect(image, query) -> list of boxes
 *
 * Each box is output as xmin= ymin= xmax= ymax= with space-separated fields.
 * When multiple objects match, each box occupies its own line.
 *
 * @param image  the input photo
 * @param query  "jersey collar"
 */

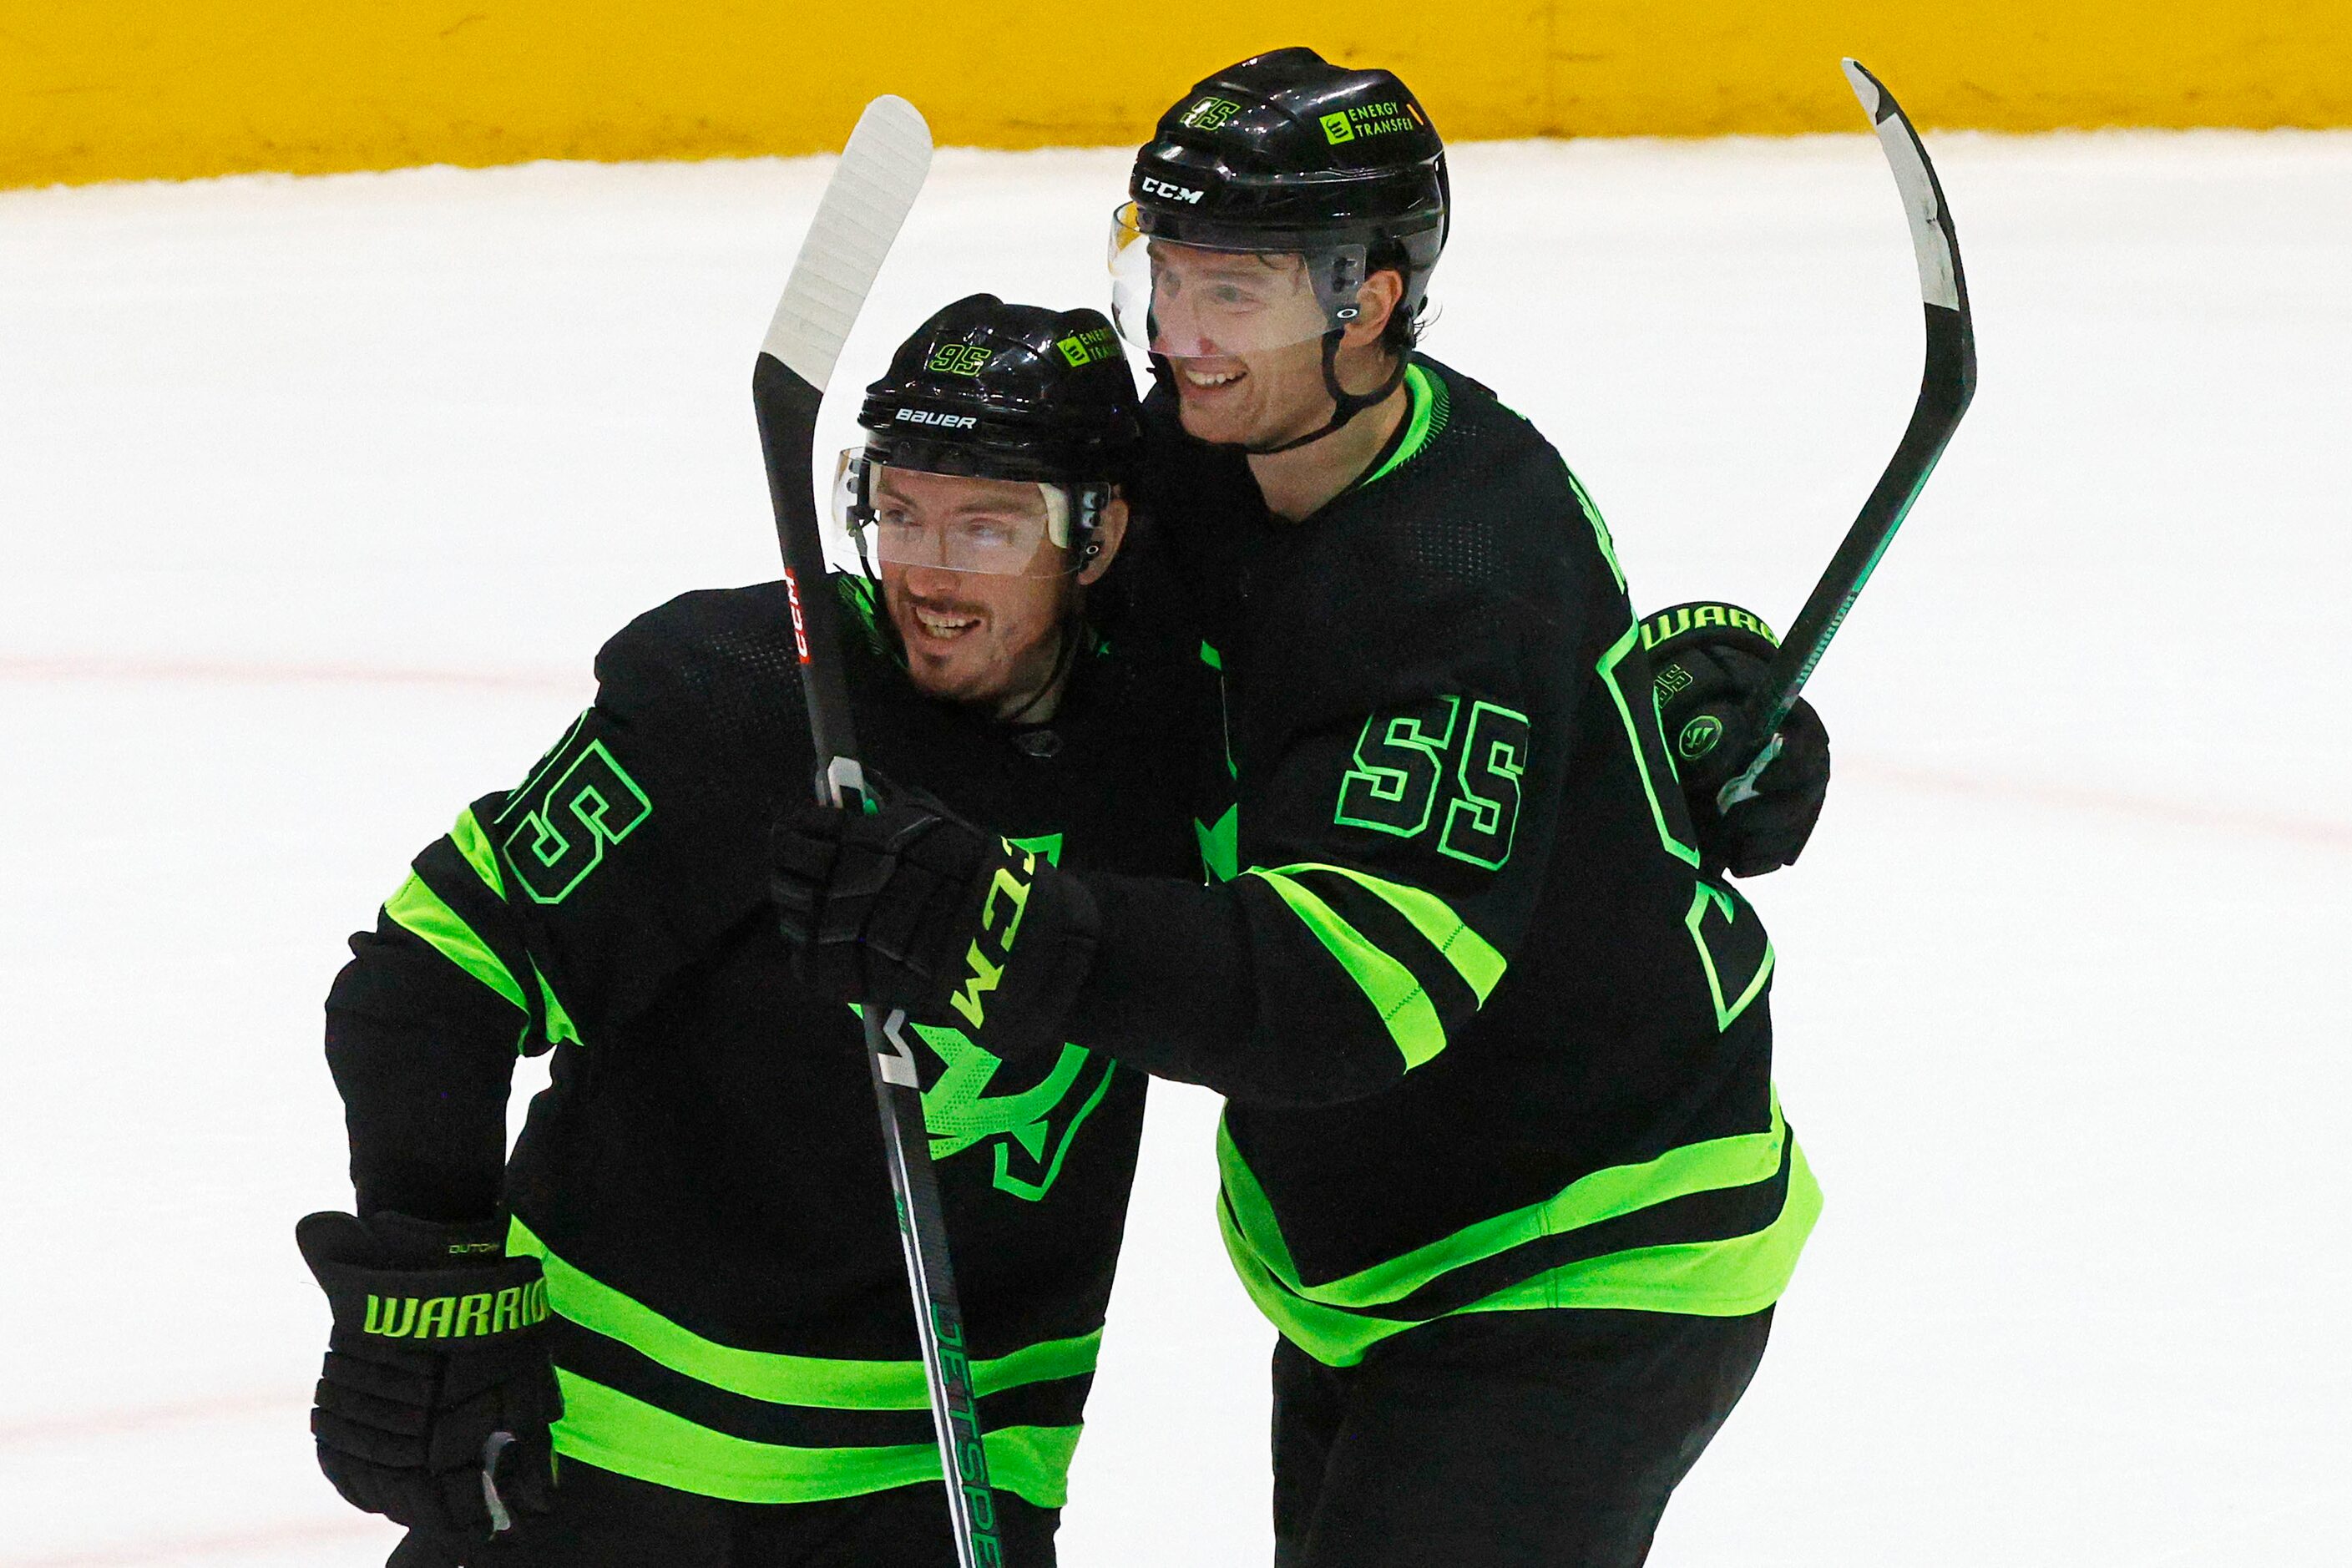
xmin=1350 ymin=361 xmax=1446 ymax=493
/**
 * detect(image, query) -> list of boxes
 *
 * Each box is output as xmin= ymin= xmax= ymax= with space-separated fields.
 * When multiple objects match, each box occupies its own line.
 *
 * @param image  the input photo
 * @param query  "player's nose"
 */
xmin=1149 ymin=292 xmax=1213 ymax=358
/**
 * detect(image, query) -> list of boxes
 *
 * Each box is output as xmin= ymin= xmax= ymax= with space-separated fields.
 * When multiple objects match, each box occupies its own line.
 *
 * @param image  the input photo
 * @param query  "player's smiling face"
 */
xmin=1147 ymin=242 xmax=1404 ymax=452
xmin=871 ymin=467 xmax=1124 ymax=719
xmin=1147 ymin=244 xmax=1337 ymax=447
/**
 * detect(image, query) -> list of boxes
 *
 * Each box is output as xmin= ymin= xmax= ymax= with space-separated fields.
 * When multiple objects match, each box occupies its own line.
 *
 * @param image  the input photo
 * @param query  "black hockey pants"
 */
xmin=392 ymin=1459 xmax=1060 ymax=1567
xmin=1272 ymin=1307 xmax=1773 ymax=1568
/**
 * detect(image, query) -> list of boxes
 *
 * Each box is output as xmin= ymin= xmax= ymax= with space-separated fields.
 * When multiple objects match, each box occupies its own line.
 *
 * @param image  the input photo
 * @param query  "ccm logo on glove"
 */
xmin=771 ymin=797 xmax=1100 ymax=1058
xmin=951 ymin=842 xmax=1039 ymax=1029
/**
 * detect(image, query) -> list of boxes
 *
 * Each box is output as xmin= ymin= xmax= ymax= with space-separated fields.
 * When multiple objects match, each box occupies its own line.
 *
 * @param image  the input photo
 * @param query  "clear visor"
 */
xmin=1107 ymin=201 xmax=1367 ymax=361
xmin=832 ymin=450 xmax=1084 ymax=579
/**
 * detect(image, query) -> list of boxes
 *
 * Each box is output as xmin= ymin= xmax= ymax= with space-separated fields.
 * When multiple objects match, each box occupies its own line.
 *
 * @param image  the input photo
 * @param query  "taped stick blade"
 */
xmin=1841 ymin=58 xmax=1888 ymax=123
xmin=1844 ymin=60 xmax=1964 ymax=312
xmin=761 ymin=95 xmax=933 ymax=391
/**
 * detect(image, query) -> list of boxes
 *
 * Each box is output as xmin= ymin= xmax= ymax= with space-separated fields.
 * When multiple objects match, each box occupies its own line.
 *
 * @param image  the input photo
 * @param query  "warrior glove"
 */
xmin=771 ymin=797 xmax=1099 ymax=1058
xmin=296 ymin=1211 xmax=559 ymax=1550
xmin=1645 ymin=601 xmax=1833 ymax=878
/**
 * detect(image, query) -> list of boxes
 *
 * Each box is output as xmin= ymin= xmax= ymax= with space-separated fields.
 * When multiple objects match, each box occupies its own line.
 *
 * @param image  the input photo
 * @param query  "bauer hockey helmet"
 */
xmin=1110 ymin=48 xmax=1448 ymax=449
xmin=838 ymin=295 xmax=1143 ymax=577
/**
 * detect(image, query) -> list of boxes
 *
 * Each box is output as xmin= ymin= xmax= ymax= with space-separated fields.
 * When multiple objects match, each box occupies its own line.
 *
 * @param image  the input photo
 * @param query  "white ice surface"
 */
xmin=3 ymin=130 xmax=2348 ymax=1565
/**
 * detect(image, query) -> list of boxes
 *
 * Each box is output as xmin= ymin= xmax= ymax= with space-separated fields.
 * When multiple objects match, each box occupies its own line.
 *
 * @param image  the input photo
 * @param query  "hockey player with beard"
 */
xmin=774 ymin=49 xmax=1834 ymax=1567
xmin=299 ymin=296 xmax=1213 ymax=1566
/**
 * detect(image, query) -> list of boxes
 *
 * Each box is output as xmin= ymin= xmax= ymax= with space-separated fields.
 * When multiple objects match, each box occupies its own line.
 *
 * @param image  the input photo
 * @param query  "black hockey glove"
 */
xmin=296 ymin=1210 xmax=559 ymax=1552
xmin=1645 ymin=601 xmax=1833 ymax=878
xmin=771 ymin=797 xmax=1100 ymax=1057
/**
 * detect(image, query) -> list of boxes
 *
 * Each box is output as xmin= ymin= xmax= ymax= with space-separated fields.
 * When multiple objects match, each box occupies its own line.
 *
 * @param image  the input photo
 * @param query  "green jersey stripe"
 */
xmin=1247 ymin=868 xmax=1447 ymax=1070
xmin=383 ymin=872 xmax=527 ymax=1012
xmin=533 ymin=962 xmax=582 ymax=1049
xmin=449 ymin=806 xmax=506 ymax=898
xmin=1685 ymin=885 xmax=1777 ymax=1030
xmin=547 ymin=1369 xmax=1083 ymax=1507
xmin=1566 ymin=467 xmax=1626 ymax=592
xmin=1269 ymin=862 xmax=1506 ymax=1004
xmin=1221 ymin=1135 xmax=1821 ymax=1367
xmin=1596 ymin=620 xmax=1704 ymax=868
xmin=1218 ymin=1093 xmax=1795 ymax=1310
xmin=508 ymin=1217 xmax=1102 ymax=1409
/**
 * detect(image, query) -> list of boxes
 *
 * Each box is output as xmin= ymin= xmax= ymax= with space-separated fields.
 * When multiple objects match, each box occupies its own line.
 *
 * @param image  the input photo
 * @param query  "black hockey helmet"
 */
xmin=1110 ymin=48 xmax=1448 ymax=453
xmin=839 ymin=295 xmax=1142 ymax=575
xmin=1120 ymin=47 xmax=1449 ymax=329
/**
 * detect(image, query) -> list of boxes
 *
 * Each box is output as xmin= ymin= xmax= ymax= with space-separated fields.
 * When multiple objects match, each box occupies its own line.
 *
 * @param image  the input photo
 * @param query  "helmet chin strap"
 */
xmin=1247 ymin=332 xmax=1408 ymax=455
xmin=994 ymin=586 xmax=1096 ymax=726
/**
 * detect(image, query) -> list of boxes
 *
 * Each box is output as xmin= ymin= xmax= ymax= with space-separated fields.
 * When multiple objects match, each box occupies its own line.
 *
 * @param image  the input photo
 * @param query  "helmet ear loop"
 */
xmin=1074 ymin=484 xmax=1110 ymax=565
xmin=1047 ymin=484 xmax=1111 ymax=574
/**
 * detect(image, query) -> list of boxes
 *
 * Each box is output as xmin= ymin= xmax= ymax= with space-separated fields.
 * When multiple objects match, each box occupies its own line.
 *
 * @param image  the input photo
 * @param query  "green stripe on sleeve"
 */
xmin=1266 ymin=863 xmax=1505 ymax=1003
xmin=449 ymin=807 xmax=505 ymax=898
xmin=384 ymin=873 xmax=526 ymax=1012
xmin=1247 ymin=868 xmax=1448 ymax=1070
xmin=548 ymin=1371 xmax=1083 ymax=1507
xmin=533 ymin=962 xmax=582 ymax=1049
xmin=508 ymin=1217 xmax=1100 ymax=1408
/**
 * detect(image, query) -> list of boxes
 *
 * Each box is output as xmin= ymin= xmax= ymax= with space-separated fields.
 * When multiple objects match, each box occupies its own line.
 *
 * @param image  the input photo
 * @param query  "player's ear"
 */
xmin=1339 ymin=269 xmax=1404 ymax=352
xmin=1075 ymin=494 xmax=1129 ymax=587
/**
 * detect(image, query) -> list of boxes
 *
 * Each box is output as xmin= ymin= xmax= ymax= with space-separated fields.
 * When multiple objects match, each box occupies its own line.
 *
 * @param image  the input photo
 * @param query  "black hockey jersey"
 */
xmin=1066 ymin=357 xmax=1821 ymax=1366
xmin=324 ymin=576 xmax=1207 ymax=1508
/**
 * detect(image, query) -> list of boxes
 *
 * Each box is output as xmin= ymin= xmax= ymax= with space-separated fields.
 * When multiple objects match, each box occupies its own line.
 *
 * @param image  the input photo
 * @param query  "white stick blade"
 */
xmin=1843 ymin=61 xmax=1961 ymax=311
xmin=1841 ymin=58 xmax=1884 ymax=120
xmin=762 ymin=95 xmax=933 ymax=390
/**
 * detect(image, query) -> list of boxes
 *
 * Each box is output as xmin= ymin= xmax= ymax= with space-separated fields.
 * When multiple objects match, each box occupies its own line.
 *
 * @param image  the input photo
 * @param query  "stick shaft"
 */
xmin=749 ymin=94 xmax=1001 ymax=1565
xmin=1728 ymin=60 xmax=1977 ymax=787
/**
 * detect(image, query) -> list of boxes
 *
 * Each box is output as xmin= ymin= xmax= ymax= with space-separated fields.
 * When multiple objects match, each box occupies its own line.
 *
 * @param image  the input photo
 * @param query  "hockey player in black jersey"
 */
xmin=300 ymin=296 xmax=1212 ymax=1566
xmin=775 ymin=50 xmax=1834 ymax=1567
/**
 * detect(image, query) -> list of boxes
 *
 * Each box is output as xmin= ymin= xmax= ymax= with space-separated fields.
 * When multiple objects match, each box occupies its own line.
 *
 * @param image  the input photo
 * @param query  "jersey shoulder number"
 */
xmin=1335 ymin=695 xmax=1531 ymax=870
xmin=493 ymin=716 xmax=655 ymax=904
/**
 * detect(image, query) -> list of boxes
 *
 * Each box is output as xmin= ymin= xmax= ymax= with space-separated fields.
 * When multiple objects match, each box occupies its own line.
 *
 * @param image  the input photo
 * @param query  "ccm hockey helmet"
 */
xmin=1110 ymin=48 xmax=1448 ymax=451
xmin=1118 ymin=48 xmax=1448 ymax=329
xmin=839 ymin=295 xmax=1142 ymax=577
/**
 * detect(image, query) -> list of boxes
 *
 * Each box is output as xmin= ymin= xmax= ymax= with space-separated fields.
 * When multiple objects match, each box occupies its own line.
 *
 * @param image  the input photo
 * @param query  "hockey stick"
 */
xmin=751 ymin=99 xmax=1007 ymax=1568
xmin=1718 ymin=59 xmax=1977 ymax=809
